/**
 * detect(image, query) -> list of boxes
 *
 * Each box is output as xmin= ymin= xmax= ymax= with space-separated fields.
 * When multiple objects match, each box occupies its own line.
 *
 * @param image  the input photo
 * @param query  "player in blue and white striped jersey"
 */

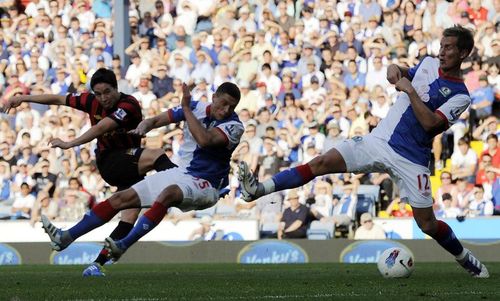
xmin=41 ymin=82 xmax=244 ymax=263
xmin=239 ymin=26 xmax=489 ymax=278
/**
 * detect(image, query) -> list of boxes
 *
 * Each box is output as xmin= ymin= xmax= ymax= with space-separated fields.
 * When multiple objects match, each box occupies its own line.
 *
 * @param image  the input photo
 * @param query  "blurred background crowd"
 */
xmin=0 ymin=0 xmax=498 ymax=239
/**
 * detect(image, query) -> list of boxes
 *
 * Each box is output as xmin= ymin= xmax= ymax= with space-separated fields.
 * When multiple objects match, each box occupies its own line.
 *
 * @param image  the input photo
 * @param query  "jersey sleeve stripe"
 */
xmin=435 ymin=109 xmax=449 ymax=129
xmin=214 ymin=127 xmax=229 ymax=146
xmin=167 ymin=109 xmax=174 ymax=123
xmin=66 ymin=94 xmax=75 ymax=107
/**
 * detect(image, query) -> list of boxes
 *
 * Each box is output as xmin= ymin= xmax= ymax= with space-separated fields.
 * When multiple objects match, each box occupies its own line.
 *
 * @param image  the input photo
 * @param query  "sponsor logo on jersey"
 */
xmin=94 ymin=115 xmax=103 ymax=120
xmin=0 ymin=243 xmax=22 ymax=265
xmin=340 ymin=241 xmax=410 ymax=263
xmin=51 ymin=242 xmax=103 ymax=265
xmin=439 ymin=87 xmax=451 ymax=97
xmin=113 ymin=108 xmax=127 ymax=121
xmin=238 ymin=241 xmax=308 ymax=264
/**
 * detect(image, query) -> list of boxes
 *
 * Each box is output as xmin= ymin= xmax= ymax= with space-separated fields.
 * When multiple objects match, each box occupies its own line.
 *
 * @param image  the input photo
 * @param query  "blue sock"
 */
xmin=272 ymin=164 xmax=315 ymax=192
xmin=118 ymin=215 xmax=157 ymax=249
xmin=68 ymin=211 xmax=106 ymax=240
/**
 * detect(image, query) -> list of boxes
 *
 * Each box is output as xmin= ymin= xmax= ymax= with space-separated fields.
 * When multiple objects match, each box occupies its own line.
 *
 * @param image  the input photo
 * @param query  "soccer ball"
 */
xmin=377 ymin=247 xmax=414 ymax=278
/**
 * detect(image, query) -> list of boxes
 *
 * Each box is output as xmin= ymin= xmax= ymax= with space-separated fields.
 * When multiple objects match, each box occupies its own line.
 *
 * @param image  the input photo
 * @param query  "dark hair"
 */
xmin=458 ymin=136 xmax=469 ymax=145
xmin=442 ymin=26 xmax=474 ymax=57
xmin=284 ymin=92 xmax=295 ymax=101
xmin=215 ymin=82 xmax=241 ymax=102
xmin=442 ymin=192 xmax=452 ymax=201
xmin=486 ymin=133 xmax=498 ymax=141
xmin=90 ymin=68 xmax=118 ymax=90
xmin=69 ymin=177 xmax=82 ymax=186
xmin=261 ymin=63 xmax=271 ymax=70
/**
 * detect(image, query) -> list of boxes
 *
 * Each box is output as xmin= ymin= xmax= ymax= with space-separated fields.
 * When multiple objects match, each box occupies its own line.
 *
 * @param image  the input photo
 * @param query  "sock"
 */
xmin=267 ymin=164 xmax=315 ymax=193
xmin=430 ymin=220 xmax=464 ymax=257
xmin=153 ymin=154 xmax=177 ymax=171
xmin=119 ymin=202 xmax=167 ymax=249
xmin=67 ymin=200 xmax=119 ymax=240
xmin=95 ymin=221 xmax=134 ymax=265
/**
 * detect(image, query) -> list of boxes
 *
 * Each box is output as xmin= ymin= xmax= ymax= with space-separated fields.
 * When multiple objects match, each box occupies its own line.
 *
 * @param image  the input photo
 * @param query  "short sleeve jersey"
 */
xmin=372 ymin=57 xmax=471 ymax=167
xmin=66 ymin=92 xmax=142 ymax=152
xmin=167 ymin=100 xmax=244 ymax=189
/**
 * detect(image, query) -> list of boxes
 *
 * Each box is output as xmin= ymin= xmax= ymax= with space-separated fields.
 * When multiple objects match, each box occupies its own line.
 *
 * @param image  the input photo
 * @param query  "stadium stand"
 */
xmin=0 ymin=0 xmax=497 ymax=240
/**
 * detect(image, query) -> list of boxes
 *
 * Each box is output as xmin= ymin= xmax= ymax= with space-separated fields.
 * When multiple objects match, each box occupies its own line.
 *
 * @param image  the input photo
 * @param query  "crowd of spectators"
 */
xmin=0 ymin=0 xmax=498 ymax=239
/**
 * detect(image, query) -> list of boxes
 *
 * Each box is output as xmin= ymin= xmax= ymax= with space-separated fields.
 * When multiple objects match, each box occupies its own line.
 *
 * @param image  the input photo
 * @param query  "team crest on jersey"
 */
xmin=439 ymin=87 xmax=451 ymax=97
xmin=113 ymin=108 xmax=127 ymax=121
xmin=352 ymin=136 xmax=363 ymax=142
xmin=94 ymin=115 xmax=102 ymax=120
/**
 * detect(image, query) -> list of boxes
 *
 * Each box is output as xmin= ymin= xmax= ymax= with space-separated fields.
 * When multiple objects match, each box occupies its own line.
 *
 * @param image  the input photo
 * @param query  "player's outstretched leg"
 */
xmin=105 ymin=201 xmax=169 ymax=261
xmin=41 ymin=215 xmax=73 ymax=251
xmin=82 ymin=220 xmax=134 ymax=277
xmin=104 ymin=237 xmax=125 ymax=262
xmin=83 ymin=209 xmax=137 ymax=277
xmin=414 ymin=209 xmax=489 ymax=278
xmin=238 ymin=161 xmax=316 ymax=201
xmin=42 ymin=195 xmax=125 ymax=252
xmin=237 ymin=161 xmax=261 ymax=201
xmin=456 ymin=248 xmax=489 ymax=278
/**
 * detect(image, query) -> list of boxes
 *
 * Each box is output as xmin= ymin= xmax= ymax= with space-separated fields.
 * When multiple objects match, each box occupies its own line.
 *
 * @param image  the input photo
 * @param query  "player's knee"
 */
xmin=309 ymin=151 xmax=346 ymax=175
xmin=416 ymin=219 xmax=438 ymax=236
xmin=156 ymin=186 xmax=183 ymax=207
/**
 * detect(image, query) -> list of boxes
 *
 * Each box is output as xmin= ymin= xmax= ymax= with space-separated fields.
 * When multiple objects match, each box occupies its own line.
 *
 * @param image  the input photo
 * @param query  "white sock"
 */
xmin=262 ymin=179 xmax=276 ymax=195
xmin=455 ymin=248 xmax=468 ymax=261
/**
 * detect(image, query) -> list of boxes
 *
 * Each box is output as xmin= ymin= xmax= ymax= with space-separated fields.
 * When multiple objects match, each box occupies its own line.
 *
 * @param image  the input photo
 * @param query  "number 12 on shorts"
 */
xmin=416 ymin=174 xmax=430 ymax=192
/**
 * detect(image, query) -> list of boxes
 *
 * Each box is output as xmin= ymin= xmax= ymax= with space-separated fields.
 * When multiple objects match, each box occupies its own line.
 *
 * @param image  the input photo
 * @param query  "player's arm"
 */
xmin=387 ymin=64 xmax=411 ymax=84
xmin=128 ymin=111 xmax=174 ymax=136
xmin=395 ymin=78 xmax=447 ymax=133
xmin=181 ymin=84 xmax=228 ymax=148
xmin=49 ymin=117 xmax=119 ymax=149
xmin=3 ymin=94 xmax=66 ymax=112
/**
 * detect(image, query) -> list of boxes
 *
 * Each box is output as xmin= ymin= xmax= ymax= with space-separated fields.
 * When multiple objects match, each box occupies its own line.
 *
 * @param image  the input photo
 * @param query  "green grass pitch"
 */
xmin=0 ymin=263 xmax=497 ymax=301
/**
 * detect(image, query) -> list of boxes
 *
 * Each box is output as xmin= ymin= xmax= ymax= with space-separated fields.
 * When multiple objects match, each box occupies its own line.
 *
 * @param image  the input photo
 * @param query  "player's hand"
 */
xmin=394 ymin=77 xmax=415 ymax=95
xmin=181 ymin=83 xmax=191 ymax=109
xmin=129 ymin=119 xmax=153 ymax=136
xmin=387 ymin=64 xmax=402 ymax=84
xmin=2 ymin=95 xmax=25 ymax=113
xmin=48 ymin=138 xmax=72 ymax=149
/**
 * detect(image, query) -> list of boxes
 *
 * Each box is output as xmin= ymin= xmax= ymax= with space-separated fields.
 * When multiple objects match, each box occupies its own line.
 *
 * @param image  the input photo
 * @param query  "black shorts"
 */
xmin=96 ymin=148 xmax=145 ymax=190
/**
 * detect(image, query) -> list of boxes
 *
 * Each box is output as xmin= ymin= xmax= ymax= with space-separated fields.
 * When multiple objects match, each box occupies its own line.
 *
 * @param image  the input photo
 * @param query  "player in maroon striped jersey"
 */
xmin=3 ymin=68 xmax=176 ymax=276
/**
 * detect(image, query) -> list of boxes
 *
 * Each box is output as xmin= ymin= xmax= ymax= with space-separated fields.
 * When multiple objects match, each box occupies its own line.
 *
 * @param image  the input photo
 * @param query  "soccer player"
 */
xmin=40 ymin=82 xmax=243 ymax=262
xmin=3 ymin=68 xmax=177 ymax=276
xmin=239 ymin=26 xmax=489 ymax=278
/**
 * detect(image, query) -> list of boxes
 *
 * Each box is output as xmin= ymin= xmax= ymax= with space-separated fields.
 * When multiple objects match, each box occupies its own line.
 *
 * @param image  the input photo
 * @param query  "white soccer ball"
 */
xmin=377 ymin=247 xmax=415 ymax=278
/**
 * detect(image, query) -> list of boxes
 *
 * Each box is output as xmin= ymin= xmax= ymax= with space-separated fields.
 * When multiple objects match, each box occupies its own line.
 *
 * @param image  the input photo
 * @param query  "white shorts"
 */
xmin=132 ymin=168 xmax=219 ymax=211
xmin=334 ymin=135 xmax=432 ymax=208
